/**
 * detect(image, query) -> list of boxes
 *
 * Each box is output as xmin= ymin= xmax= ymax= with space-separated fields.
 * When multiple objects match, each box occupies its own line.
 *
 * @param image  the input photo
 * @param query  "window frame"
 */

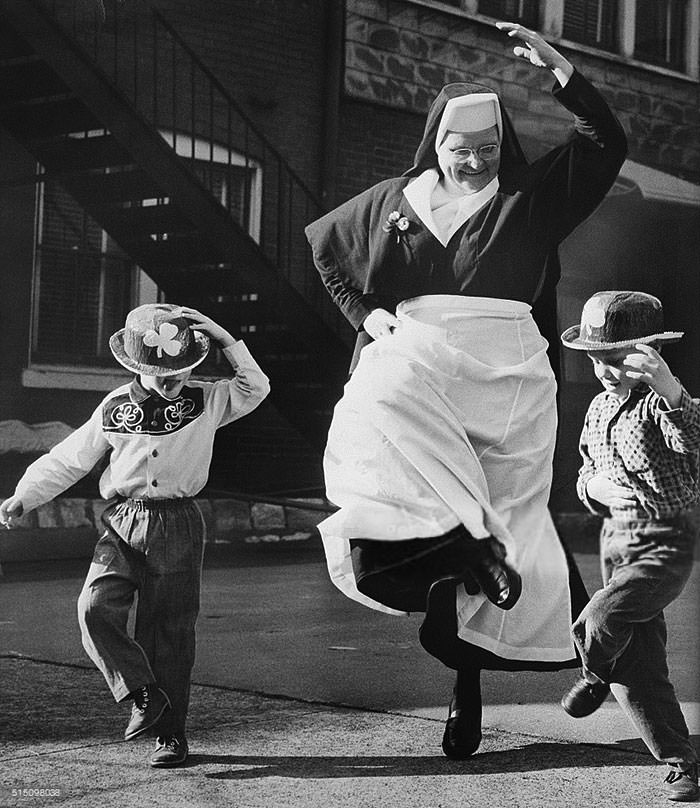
xmin=561 ymin=0 xmax=619 ymax=53
xmin=632 ymin=0 xmax=688 ymax=73
xmin=402 ymin=0 xmax=699 ymax=80
xmin=23 ymin=131 xmax=263 ymax=391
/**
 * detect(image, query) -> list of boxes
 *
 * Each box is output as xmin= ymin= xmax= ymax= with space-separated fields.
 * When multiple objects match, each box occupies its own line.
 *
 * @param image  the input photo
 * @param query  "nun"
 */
xmin=305 ymin=22 xmax=627 ymax=759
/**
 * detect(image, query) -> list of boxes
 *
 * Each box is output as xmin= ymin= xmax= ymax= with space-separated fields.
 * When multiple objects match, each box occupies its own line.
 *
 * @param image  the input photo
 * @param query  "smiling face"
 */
xmin=587 ymin=349 xmax=639 ymax=399
xmin=436 ymin=125 xmax=501 ymax=195
xmin=139 ymin=369 xmax=192 ymax=400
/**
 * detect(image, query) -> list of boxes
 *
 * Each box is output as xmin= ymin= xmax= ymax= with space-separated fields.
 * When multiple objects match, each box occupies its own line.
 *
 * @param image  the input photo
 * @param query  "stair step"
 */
xmin=0 ymin=1 xmax=349 ymax=452
xmin=64 ymin=168 xmax=166 ymax=205
xmin=2 ymin=96 xmax=102 ymax=139
xmin=0 ymin=59 xmax=69 ymax=105
xmin=117 ymin=234 xmax=227 ymax=269
xmin=32 ymin=134 xmax=133 ymax=171
xmin=0 ymin=26 xmax=34 ymax=60
xmin=186 ymin=296 xmax=276 ymax=326
xmin=100 ymin=203 xmax=195 ymax=237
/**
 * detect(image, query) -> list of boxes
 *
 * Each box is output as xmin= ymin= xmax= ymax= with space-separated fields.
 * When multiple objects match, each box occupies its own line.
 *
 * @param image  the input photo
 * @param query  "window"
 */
xmin=478 ymin=0 xmax=539 ymax=26
xmin=634 ymin=0 xmax=687 ymax=71
xmin=559 ymin=0 xmax=697 ymax=76
xmin=563 ymin=0 xmax=618 ymax=51
xmin=31 ymin=179 xmax=141 ymax=368
xmin=28 ymin=131 xmax=262 ymax=384
xmin=159 ymin=132 xmax=262 ymax=244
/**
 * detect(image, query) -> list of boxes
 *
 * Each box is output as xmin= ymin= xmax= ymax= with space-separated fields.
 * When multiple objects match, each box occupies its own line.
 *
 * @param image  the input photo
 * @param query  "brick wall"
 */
xmin=2 ymin=492 xmax=697 ymax=564
xmin=151 ymin=0 xmax=331 ymax=193
xmin=0 ymin=1 xmax=333 ymax=496
xmin=336 ymin=99 xmax=425 ymax=202
xmin=333 ymin=0 xmax=700 ymax=517
xmin=0 ymin=495 xmax=333 ymax=563
xmin=341 ymin=0 xmax=700 ymax=188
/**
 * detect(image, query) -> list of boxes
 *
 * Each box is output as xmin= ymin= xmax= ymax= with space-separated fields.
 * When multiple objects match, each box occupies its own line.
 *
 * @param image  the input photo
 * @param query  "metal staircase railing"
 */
xmin=35 ymin=0 xmax=352 ymax=345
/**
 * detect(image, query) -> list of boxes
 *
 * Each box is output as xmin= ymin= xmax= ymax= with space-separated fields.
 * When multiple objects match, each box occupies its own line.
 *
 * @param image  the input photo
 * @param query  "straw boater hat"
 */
xmin=561 ymin=291 xmax=683 ymax=351
xmin=109 ymin=303 xmax=210 ymax=376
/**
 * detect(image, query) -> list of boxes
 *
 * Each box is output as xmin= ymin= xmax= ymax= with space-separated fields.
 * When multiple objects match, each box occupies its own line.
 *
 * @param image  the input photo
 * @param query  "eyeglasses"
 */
xmin=450 ymin=144 xmax=500 ymax=160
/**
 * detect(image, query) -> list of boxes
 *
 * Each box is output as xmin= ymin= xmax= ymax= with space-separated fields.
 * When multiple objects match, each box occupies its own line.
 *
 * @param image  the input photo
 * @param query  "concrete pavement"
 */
xmin=0 ymin=655 xmax=666 ymax=808
xmin=0 ymin=543 xmax=698 ymax=807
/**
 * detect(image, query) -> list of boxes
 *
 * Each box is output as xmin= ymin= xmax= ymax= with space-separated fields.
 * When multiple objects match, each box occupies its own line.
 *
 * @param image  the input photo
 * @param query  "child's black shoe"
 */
xmin=561 ymin=676 xmax=610 ymax=718
xmin=124 ymin=685 xmax=171 ymax=740
xmin=150 ymin=736 xmax=189 ymax=768
xmin=663 ymin=763 xmax=699 ymax=802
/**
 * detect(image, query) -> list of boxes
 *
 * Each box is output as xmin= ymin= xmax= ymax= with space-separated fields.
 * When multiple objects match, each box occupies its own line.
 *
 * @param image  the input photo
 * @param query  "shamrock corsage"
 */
xmin=382 ymin=210 xmax=410 ymax=244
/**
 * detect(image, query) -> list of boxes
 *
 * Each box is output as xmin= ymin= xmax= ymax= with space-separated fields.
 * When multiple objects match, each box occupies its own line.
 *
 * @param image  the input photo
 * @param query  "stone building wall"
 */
xmin=338 ymin=0 xmax=700 ymax=206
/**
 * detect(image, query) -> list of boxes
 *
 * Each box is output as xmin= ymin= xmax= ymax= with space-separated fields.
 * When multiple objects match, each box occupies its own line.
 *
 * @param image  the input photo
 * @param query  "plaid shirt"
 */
xmin=577 ymin=384 xmax=700 ymax=519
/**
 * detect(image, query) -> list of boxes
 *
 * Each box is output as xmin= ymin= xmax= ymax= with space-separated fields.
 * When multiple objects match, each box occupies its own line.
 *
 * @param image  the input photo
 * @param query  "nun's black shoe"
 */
xmin=470 ymin=537 xmax=522 ymax=610
xmin=441 ymin=707 xmax=482 ymax=759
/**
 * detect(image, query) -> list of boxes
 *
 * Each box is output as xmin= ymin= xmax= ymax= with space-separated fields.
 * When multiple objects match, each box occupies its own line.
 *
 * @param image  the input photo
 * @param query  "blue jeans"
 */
xmin=77 ymin=498 xmax=204 ymax=737
xmin=572 ymin=515 xmax=696 ymax=766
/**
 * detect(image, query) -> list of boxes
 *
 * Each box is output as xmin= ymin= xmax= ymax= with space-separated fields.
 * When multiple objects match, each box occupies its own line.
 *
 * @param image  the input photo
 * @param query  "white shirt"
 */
xmin=402 ymin=168 xmax=499 ymax=246
xmin=14 ymin=341 xmax=270 ymax=512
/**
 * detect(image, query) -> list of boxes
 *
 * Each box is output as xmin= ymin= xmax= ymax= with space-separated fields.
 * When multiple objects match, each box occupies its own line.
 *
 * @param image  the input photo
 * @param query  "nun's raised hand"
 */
xmin=363 ymin=308 xmax=399 ymax=340
xmin=496 ymin=22 xmax=573 ymax=81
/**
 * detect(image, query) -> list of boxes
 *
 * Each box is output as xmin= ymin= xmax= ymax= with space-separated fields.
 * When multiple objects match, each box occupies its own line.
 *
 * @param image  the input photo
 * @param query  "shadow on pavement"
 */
xmin=612 ymin=734 xmax=699 ymax=755
xmin=197 ymin=743 xmax=655 ymax=778
xmin=0 ymin=546 xmax=324 ymax=582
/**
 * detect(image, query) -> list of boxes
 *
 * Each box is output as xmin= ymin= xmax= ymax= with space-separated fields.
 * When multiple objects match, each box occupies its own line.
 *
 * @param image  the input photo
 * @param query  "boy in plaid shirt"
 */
xmin=559 ymin=290 xmax=698 ymax=802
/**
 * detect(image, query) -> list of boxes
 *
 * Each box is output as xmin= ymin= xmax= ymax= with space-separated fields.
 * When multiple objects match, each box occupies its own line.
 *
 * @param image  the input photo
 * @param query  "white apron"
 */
xmin=320 ymin=294 xmax=575 ymax=663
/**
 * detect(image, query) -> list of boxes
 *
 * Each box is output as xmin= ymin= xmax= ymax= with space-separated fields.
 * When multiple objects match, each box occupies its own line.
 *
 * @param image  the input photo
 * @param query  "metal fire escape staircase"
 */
xmin=0 ymin=0 xmax=352 ymax=486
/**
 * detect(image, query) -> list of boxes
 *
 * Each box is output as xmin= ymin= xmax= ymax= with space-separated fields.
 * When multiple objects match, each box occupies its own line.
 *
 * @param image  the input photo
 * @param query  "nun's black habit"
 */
xmin=305 ymin=69 xmax=627 ymax=673
xmin=306 ymin=70 xmax=627 ymax=374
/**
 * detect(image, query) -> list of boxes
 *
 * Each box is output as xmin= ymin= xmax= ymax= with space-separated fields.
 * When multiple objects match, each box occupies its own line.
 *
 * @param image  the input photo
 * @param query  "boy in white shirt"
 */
xmin=0 ymin=303 xmax=270 ymax=768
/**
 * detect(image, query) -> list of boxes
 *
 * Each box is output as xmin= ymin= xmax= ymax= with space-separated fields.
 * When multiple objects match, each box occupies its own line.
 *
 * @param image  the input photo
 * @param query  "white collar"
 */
xmin=403 ymin=169 xmax=499 ymax=246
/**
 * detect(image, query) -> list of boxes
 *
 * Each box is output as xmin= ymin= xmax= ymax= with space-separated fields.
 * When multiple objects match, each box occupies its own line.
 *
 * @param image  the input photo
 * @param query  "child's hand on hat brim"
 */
xmin=624 ymin=344 xmax=682 ymax=408
xmin=174 ymin=307 xmax=236 ymax=348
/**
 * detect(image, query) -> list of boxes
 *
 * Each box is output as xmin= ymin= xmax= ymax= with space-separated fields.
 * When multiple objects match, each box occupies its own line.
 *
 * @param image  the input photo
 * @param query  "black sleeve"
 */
xmin=305 ymin=194 xmax=378 ymax=331
xmin=527 ymin=69 xmax=628 ymax=242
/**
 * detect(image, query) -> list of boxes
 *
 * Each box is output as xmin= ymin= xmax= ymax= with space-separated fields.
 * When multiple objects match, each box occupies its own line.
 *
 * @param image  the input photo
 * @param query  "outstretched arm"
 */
xmin=8 ymin=407 xmax=110 ymax=519
xmin=497 ymin=22 xmax=627 ymax=240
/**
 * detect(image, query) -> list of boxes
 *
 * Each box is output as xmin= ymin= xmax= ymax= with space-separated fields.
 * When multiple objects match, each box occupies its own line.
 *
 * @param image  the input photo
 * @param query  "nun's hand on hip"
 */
xmin=363 ymin=308 xmax=399 ymax=340
xmin=496 ymin=22 xmax=573 ymax=81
